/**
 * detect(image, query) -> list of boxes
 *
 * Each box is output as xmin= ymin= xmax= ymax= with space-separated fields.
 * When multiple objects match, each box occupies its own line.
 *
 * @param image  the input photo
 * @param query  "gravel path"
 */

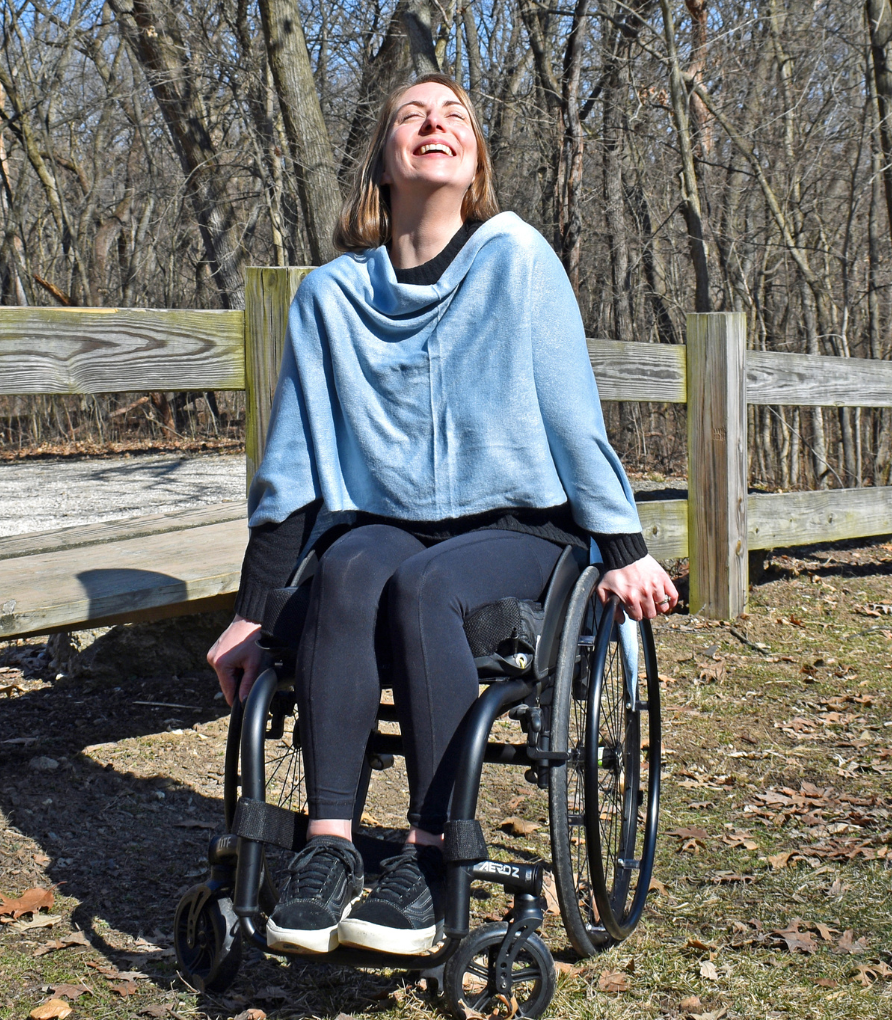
xmin=0 ymin=452 xmax=246 ymax=537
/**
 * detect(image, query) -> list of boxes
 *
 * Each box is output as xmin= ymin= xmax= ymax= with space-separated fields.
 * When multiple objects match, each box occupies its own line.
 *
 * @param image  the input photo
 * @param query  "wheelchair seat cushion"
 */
xmin=463 ymin=597 xmax=545 ymax=677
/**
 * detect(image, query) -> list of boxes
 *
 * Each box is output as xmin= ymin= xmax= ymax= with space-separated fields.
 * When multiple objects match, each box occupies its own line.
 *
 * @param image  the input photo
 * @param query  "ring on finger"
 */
xmin=657 ymin=596 xmax=671 ymax=606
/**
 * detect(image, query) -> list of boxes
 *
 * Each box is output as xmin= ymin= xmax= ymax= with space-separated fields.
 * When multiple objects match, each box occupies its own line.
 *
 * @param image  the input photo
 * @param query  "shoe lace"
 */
xmin=373 ymin=847 xmax=438 ymax=904
xmin=286 ymin=841 xmax=358 ymax=899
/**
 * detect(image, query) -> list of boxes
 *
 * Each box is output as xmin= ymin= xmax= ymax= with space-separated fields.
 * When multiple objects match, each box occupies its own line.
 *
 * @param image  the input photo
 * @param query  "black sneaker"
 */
xmin=338 ymin=843 xmax=445 ymax=954
xmin=266 ymin=835 xmax=364 ymax=954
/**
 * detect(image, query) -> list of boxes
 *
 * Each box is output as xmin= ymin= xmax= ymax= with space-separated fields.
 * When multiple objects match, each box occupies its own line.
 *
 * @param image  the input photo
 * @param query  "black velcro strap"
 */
xmin=232 ymin=796 xmax=307 ymax=852
xmin=443 ymin=819 xmax=488 ymax=863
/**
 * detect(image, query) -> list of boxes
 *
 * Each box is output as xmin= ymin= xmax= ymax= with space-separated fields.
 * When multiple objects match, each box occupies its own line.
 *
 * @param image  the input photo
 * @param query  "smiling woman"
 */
xmin=206 ymin=71 xmax=677 ymax=962
xmin=333 ymin=73 xmax=498 ymax=257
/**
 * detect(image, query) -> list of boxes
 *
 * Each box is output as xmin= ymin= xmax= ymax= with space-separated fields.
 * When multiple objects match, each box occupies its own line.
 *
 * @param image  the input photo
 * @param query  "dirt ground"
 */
xmin=1 ymin=537 xmax=891 ymax=1020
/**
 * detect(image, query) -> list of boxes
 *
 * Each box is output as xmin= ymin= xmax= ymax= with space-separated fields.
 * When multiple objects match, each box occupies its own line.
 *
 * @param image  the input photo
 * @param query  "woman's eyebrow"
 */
xmin=395 ymin=99 xmax=465 ymax=114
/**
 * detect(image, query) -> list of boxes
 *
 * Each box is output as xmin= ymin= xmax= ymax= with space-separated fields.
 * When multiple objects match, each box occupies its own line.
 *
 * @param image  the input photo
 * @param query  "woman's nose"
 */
xmin=421 ymin=109 xmax=446 ymax=133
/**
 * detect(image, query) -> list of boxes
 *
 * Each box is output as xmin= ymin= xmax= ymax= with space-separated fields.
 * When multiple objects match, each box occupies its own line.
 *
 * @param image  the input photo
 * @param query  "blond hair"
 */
xmin=334 ymin=73 xmax=499 ymax=252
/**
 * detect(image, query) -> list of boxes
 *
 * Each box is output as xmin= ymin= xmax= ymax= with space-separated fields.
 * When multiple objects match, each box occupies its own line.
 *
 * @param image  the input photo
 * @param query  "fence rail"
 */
xmin=1 ymin=272 xmax=890 ymax=625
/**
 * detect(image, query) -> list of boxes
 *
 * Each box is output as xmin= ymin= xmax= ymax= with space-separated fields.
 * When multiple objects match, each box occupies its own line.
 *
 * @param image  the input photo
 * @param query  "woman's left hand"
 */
xmin=598 ymin=554 xmax=678 ymax=621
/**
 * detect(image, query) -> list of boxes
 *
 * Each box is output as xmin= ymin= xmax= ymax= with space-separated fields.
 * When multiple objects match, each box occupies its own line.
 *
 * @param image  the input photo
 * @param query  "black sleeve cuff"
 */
xmin=234 ymin=499 xmax=322 ymax=622
xmin=592 ymin=532 xmax=649 ymax=571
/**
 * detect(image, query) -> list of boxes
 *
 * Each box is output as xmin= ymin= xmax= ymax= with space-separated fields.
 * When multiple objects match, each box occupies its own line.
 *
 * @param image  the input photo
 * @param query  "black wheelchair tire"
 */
xmin=173 ymin=885 xmax=242 ymax=994
xmin=442 ymin=922 xmax=556 ymax=1020
xmin=586 ymin=596 xmax=661 ymax=942
xmin=548 ymin=566 xmax=612 ymax=956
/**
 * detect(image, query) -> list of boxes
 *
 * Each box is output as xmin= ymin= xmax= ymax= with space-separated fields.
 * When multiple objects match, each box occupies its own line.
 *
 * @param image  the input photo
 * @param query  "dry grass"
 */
xmin=1 ymin=539 xmax=891 ymax=1019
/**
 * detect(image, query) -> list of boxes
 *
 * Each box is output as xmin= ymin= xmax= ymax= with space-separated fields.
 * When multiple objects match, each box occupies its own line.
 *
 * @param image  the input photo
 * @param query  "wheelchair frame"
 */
xmin=174 ymin=544 xmax=662 ymax=1019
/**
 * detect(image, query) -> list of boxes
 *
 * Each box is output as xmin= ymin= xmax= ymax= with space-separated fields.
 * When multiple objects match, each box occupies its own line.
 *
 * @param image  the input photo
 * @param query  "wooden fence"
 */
xmin=1 ymin=267 xmax=891 ymax=624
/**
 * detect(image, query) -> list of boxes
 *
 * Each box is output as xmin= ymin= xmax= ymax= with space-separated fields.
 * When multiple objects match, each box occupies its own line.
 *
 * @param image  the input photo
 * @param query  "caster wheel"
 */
xmin=173 ymin=884 xmax=242 ymax=994
xmin=443 ymin=922 xmax=556 ymax=1019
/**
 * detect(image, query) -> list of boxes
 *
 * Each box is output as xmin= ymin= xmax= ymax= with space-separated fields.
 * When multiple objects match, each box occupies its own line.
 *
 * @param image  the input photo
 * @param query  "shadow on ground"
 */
xmin=0 ymin=660 xmax=405 ymax=1017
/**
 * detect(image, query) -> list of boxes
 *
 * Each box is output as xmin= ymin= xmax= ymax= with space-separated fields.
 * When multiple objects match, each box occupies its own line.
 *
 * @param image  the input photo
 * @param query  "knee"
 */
xmin=388 ymin=553 xmax=462 ymax=627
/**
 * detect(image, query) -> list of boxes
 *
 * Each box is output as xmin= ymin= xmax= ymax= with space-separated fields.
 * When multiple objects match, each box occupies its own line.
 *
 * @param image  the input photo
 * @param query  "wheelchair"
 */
xmin=174 ymin=535 xmax=662 ymax=1019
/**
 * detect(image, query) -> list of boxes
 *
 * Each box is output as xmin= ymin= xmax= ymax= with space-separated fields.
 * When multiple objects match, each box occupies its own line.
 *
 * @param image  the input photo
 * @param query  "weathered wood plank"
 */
xmin=748 ymin=487 xmax=892 ymax=549
xmin=747 ymin=350 xmax=892 ymax=408
xmin=0 ymin=518 xmax=248 ymax=639
xmin=587 ymin=339 xmax=687 ymax=403
xmin=0 ymin=308 xmax=245 ymax=394
xmin=636 ymin=499 xmax=688 ymax=559
xmin=0 ymin=500 xmax=247 ymax=561
xmin=686 ymin=313 xmax=748 ymax=618
xmin=245 ymin=267 xmax=313 ymax=490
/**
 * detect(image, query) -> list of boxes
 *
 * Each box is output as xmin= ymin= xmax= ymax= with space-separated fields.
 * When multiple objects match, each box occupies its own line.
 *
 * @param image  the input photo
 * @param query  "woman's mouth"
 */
xmin=416 ymin=143 xmax=454 ymax=156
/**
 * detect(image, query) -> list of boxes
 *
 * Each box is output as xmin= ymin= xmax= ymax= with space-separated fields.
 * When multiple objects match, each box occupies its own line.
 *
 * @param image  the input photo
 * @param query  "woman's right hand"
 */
xmin=207 ymin=614 xmax=264 ymax=706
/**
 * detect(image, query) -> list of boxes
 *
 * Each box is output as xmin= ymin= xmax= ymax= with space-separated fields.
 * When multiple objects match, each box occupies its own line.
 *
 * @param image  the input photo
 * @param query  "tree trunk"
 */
xmin=107 ymin=0 xmax=246 ymax=307
xmin=659 ymin=0 xmax=711 ymax=311
xmin=866 ymin=0 xmax=892 ymax=247
xmin=257 ymin=0 xmax=342 ymax=265
xmin=560 ymin=0 xmax=590 ymax=291
xmin=462 ymin=5 xmax=484 ymax=102
xmin=601 ymin=13 xmax=633 ymax=338
xmin=402 ymin=0 xmax=441 ymax=75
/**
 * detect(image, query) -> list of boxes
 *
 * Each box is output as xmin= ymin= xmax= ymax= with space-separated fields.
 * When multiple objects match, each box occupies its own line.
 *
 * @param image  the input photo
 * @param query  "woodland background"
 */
xmin=1 ymin=0 xmax=891 ymax=493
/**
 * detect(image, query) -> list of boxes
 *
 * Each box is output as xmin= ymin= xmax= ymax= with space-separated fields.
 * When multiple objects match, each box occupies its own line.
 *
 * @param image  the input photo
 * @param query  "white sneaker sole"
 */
xmin=266 ymin=895 xmax=362 ymax=954
xmin=338 ymin=917 xmax=444 ymax=955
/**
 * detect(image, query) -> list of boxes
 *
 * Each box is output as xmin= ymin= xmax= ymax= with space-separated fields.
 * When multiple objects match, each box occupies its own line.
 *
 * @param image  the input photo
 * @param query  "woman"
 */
xmin=208 ymin=74 xmax=677 ymax=957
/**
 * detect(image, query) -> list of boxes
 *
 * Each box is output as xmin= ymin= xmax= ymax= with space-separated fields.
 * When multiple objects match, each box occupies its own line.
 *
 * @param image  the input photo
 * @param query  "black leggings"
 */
xmin=294 ymin=525 xmax=563 ymax=833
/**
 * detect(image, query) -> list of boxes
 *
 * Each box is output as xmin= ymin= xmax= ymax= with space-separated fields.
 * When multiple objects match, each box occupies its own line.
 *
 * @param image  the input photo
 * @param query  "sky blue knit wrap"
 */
xmin=248 ymin=212 xmax=642 ymax=549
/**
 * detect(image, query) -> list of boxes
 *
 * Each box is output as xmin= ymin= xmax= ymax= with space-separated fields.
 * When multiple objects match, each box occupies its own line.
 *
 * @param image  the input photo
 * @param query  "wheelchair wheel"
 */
xmin=586 ymin=596 xmax=660 ymax=941
xmin=549 ymin=569 xmax=661 ymax=954
xmin=258 ymin=689 xmax=308 ymax=907
xmin=173 ymin=885 xmax=242 ymax=993
xmin=442 ymin=923 xmax=556 ymax=1020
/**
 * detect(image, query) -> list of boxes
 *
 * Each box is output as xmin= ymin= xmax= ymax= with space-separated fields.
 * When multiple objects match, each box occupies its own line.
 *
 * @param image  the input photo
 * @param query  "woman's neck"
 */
xmin=388 ymin=191 xmax=465 ymax=270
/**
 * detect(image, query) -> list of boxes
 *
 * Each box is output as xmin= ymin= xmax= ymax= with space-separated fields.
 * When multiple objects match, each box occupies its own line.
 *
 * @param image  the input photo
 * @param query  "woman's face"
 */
xmin=381 ymin=82 xmax=478 ymax=204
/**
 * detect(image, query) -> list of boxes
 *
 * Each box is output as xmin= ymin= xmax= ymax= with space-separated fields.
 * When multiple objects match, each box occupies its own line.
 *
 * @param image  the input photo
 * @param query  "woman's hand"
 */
xmin=207 ymin=614 xmax=264 ymax=706
xmin=598 ymin=554 xmax=678 ymax=621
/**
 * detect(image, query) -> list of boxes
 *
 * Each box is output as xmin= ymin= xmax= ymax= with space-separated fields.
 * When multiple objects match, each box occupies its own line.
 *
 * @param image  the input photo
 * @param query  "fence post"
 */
xmin=686 ymin=312 xmax=748 ymax=618
xmin=244 ymin=266 xmax=313 ymax=492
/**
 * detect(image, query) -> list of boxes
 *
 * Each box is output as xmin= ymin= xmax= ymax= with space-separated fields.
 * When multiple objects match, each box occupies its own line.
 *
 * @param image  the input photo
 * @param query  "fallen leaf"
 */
xmin=541 ymin=871 xmax=560 ymax=915
xmin=648 ymin=876 xmax=667 ymax=896
xmin=767 ymin=851 xmax=793 ymax=870
xmin=850 ymin=961 xmax=892 ymax=986
xmin=699 ymin=960 xmax=719 ymax=981
xmin=29 ymin=1000 xmax=72 ymax=1020
xmin=680 ymin=995 xmax=702 ymax=1011
xmin=687 ymin=938 xmax=718 ymax=951
xmin=597 ymin=969 xmax=629 ymax=993
xmin=666 ymin=826 xmax=708 ymax=840
xmin=32 ymin=853 xmax=50 ymax=866
xmin=499 ymin=816 xmax=539 ymax=836
xmin=233 ymin=1011 xmax=267 ymax=1020
xmin=772 ymin=920 xmax=818 ymax=954
xmin=0 ymin=683 xmax=24 ymax=696
xmin=0 ymin=886 xmax=55 ymax=918
xmin=139 ymin=1007 xmax=170 ymax=1018
xmin=11 ymin=914 xmax=61 ymax=932
xmin=554 ymin=960 xmax=583 ymax=977
xmin=835 ymin=929 xmax=869 ymax=955
xmin=359 ymin=810 xmax=379 ymax=826
xmin=814 ymin=922 xmax=837 ymax=942
xmin=49 ymin=984 xmax=93 ymax=1000
xmin=86 ymin=962 xmax=120 ymax=978
xmin=815 ymin=977 xmax=838 ymax=988
xmin=32 ymin=932 xmax=89 ymax=957
xmin=109 ymin=980 xmax=138 ymax=996
xmin=692 ymin=1009 xmax=728 ymax=1020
